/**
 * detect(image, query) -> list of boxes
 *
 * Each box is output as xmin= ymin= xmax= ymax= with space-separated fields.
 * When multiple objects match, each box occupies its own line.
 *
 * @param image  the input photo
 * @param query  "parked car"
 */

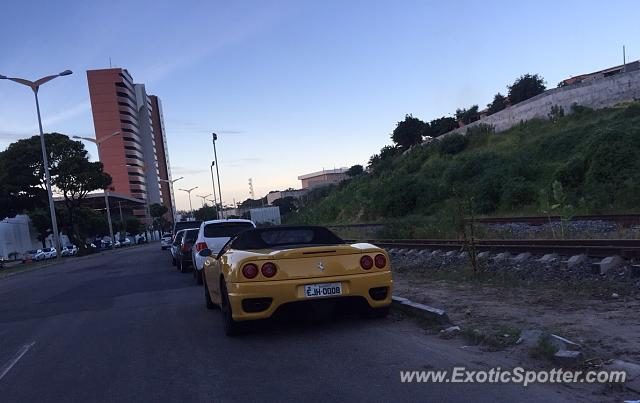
xmin=119 ymin=238 xmax=132 ymax=247
xmin=176 ymin=228 xmax=199 ymax=273
xmin=173 ymin=220 xmax=201 ymax=236
xmin=24 ymin=249 xmax=45 ymax=262
xmin=161 ymin=233 xmax=173 ymax=250
xmin=42 ymin=247 xmax=57 ymax=259
xmin=170 ymin=230 xmax=187 ymax=267
xmin=201 ymin=225 xmax=392 ymax=336
xmin=61 ymin=245 xmax=78 ymax=257
xmin=191 ymin=219 xmax=255 ymax=284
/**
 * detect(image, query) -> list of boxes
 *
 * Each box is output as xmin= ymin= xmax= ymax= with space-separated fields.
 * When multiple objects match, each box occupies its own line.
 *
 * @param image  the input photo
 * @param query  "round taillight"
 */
xmin=374 ymin=254 xmax=387 ymax=268
xmin=360 ymin=255 xmax=373 ymax=270
xmin=242 ymin=263 xmax=258 ymax=279
xmin=261 ymin=262 xmax=277 ymax=278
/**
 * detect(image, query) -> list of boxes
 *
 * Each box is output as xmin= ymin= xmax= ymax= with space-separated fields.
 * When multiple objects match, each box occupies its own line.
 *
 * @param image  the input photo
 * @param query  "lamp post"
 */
xmin=196 ymin=193 xmax=212 ymax=207
xmin=1 ymin=70 xmax=73 ymax=257
xmin=159 ymin=176 xmax=183 ymax=223
xmin=211 ymin=133 xmax=224 ymax=219
xmin=72 ymin=131 xmax=120 ymax=243
xmin=179 ymin=187 xmax=198 ymax=219
xmin=209 ymin=161 xmax=218 ymax=218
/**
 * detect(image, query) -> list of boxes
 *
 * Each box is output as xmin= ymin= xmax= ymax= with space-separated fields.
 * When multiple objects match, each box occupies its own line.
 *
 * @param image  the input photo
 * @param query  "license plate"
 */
xmin=304 ymin=282 xmax=342 ymax=298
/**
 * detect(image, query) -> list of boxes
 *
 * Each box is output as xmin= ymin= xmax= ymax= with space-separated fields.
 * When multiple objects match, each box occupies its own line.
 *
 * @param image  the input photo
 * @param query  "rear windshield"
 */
xmin=204 ymin=222 xmax=254 ymax=238
xmin=183 ymin=229 xmax=199 ymax=243
xmin=27 ymin=250 xmax=38 ymax=254
xmin=231 ymin=226 xmax=343 ymax=250
xmin=174 ymin=221 xmax=201 ymax=234
xmin=42 ymin=248 xmax=52 ymax=252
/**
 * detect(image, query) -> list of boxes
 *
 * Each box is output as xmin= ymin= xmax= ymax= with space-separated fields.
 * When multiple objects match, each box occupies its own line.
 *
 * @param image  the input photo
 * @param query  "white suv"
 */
xmin=191 ymin=219 xmax=255 ymax=284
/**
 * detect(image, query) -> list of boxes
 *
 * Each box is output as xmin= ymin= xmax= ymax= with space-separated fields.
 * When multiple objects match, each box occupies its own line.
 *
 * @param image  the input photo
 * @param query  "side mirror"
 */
xmin=198 ymin=248 xmax=212 ymax=257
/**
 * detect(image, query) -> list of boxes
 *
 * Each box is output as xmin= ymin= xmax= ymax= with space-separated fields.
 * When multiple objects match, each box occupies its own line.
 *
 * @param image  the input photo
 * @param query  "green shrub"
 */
xmin=438 ymin=134 xmax=468 ymax=155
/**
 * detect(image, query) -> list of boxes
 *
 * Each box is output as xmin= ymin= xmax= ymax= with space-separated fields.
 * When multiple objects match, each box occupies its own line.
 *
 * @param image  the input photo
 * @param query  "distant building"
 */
xmin=86 ymin=68 xmax=174 ymax=222
xmin=298 ymin=168 xmax=349 ymax=190
xmin=560 ymin=60 xmax=640 ymax=86
xmin=266 ymin=189 xmax=308 ymax=205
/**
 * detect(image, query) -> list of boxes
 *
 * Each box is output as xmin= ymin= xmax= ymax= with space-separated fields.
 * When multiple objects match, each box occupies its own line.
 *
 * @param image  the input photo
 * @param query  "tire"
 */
xmin=196 ymin=270 xmax=203 ymax=285
xmin=220 ymin=281 xmax=242 ymax=336
xmin=203 ymin=277 xmax=216 ymax=310
xmin=179 ymin=258 xmax=186 ymax=273
xmin=171 ymin=256 xmax=176 ymax=266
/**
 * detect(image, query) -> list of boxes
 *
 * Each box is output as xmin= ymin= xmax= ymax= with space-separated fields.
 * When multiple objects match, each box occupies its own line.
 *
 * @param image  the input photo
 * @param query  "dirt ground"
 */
xmin=392 ymin=260 xmax=640 ymax=364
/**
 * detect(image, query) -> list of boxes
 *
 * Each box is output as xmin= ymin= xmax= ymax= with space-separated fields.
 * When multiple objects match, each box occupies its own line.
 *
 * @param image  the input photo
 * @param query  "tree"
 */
xmin=346 ymin=164 xmax=364 ymax=177
xmin=428 ymin=117 xmax=458 ymax=137
xmin=391 ymin=114 xmax=427 ymax=148
xmin=507 ymin=74 xmax=546 ymax=105
xmin=54 ymin=155 xmax=111 ymax=244
xmin=272 ymin=196 xmax=298 ymax=215
xmin=194 ymin=205 xmax=218 ymax=221
xmin=29 ymin=208 xmax=56 ymax=248
xmin=0 ymin=133 xmax=111 ymax=245
xmin=149 ymin=203 xmax=170 ymax=232
xmin=455 ymin=105 xmax=480 ymax=125
xmin=487 ymin=93 xmax=508 ymax=114
xmin=125 ymin=217 xmax=143 ymax=235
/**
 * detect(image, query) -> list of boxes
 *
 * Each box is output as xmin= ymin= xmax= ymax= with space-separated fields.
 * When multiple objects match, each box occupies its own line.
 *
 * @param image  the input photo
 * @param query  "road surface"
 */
xmin=0 ymin=244 xmax=586 ymax=402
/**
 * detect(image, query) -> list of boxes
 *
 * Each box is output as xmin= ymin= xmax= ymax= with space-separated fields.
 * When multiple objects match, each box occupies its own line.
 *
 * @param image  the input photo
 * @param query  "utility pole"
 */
xmin=179 ymin=187 xmax=198 ymax=219
xmin=212 ymin=133 xmax=223 ymax=219
xmin=1 ymin=70 xmax=73 ymax=258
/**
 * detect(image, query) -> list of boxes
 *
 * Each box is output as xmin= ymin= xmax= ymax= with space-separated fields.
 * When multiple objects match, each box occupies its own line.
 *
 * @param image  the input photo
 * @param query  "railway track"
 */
xmin=346 ymin=238 xmax=640 ymax=259
xmin=328 ymin=213 xmax=640 ymax=231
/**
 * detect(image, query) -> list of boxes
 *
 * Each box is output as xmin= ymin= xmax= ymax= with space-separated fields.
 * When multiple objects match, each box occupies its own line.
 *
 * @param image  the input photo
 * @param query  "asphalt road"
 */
xmin=0 ymin=244 xmax=586 ymax=402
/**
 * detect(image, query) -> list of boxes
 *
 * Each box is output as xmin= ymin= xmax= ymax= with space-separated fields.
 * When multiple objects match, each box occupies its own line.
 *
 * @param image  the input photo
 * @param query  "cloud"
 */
xmin=226 ymin=157 xmax=263 ymax=167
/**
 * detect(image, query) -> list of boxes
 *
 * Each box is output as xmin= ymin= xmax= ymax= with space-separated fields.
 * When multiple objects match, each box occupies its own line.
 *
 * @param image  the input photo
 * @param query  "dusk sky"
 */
xmin=1 ymin=0 xmax=639 ymax=211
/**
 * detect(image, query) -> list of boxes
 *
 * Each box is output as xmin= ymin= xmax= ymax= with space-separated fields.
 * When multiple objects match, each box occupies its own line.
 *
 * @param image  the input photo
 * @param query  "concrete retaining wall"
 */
xmin=447 ymin=69 xmax=640 ymax=135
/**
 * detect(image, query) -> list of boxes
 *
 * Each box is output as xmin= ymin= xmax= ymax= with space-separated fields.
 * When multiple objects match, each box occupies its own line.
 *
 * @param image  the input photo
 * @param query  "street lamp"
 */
xmin=72 ymin=131 xmax=120 ymax=243
xmin=159 ymin=176 xmax=183 ymax=223
xmin=211 ymin=133 xmax=224 ymax=219
xmin=178 ymin=187 xmax=198 ymax=219
xmin=1 ymin=69 xmax=73 ymax=257
xmin=196 ymin=193 xmax=212 ymax=207
xmin=209 ymin=161 xmax=219 ymax=218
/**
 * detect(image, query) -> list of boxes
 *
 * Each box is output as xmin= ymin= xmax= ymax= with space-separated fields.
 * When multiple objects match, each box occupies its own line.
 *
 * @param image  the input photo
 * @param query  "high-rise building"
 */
xmin=149 ymin=95 xmax=174 ymax=221
xmin=86 ymin=68 xmax=174 ymax=222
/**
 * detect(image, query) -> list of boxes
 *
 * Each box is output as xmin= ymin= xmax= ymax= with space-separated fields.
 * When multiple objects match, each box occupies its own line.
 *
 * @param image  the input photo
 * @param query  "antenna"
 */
xmin=109 ymin=56 xmax=112 ymax=68
xmin=623 ymin=45 xmax=626 ymax=70
xmin=248 ymin=178 xmax=255 ymax=199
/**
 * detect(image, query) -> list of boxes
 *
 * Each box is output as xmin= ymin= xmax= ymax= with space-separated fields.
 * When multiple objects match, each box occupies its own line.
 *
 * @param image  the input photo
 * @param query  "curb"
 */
xmin=392 ymin=295 xmax=450 ymax=324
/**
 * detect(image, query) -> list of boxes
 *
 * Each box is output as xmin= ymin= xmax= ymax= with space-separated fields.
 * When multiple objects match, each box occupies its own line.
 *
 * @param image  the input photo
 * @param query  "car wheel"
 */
xmin=178 ymin=258 xmax=184 ymax=272
xmin=196 ymin=270 xmax=203 ymax=285
xmin=171 ymin=255 xmax=176 ymax=266
xmin=220 ymin=281 xmax=242 ymax=336
xmin=203 ymin=277 xmax=216 ymax=310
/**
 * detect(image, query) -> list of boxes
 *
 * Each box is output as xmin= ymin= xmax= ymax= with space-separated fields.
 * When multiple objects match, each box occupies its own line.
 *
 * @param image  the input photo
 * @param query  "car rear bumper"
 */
xmin=226 ymin=271 xmax=392 ymax=321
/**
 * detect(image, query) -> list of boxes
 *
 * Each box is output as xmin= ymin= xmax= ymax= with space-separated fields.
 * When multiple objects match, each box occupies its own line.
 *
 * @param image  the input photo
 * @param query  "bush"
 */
xmin=438 ymin=134 xmax=468 ymax=155
xmin=621 ymin=102 xmax=640 ymax=118
xmin=466 ymin=124 xmax=494 ymax=148
xmin=500 ymin=177 xmax=538 ymax=209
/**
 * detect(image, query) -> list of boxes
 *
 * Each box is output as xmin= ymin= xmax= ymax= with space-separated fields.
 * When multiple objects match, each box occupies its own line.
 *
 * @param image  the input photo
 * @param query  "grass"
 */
xmin=529 ymin=335 xmax=559 ymax=361
xmin=287 ymin=102 xmax=640 ymax=236
xmin=461 ymin=325 xmax=522 ymax=351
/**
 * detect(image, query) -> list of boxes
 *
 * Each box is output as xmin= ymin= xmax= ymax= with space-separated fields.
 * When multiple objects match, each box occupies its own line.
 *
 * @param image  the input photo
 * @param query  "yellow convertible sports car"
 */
xmin=199 ymin=225 xmax=393 ymax=335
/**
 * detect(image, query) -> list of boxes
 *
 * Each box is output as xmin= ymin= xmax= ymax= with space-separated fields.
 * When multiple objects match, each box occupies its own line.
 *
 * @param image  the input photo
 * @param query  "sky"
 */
xmin=1 ymin=0 xmax=640 ymax=211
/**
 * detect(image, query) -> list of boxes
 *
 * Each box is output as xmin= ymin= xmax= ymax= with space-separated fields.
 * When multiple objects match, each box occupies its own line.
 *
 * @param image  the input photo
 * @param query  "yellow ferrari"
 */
xmin=199 ymin=225 xmax=393 ymax=335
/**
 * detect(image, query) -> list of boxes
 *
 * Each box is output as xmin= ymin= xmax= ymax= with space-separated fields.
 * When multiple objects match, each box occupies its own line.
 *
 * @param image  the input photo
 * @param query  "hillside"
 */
xmin=288 ymin=102 xmax=640 ymax=235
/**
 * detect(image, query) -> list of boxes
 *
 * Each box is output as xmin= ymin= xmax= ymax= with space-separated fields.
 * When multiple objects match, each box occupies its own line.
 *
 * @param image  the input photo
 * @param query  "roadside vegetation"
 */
xmin=287 ymin=101 xmax=640 ymax=236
